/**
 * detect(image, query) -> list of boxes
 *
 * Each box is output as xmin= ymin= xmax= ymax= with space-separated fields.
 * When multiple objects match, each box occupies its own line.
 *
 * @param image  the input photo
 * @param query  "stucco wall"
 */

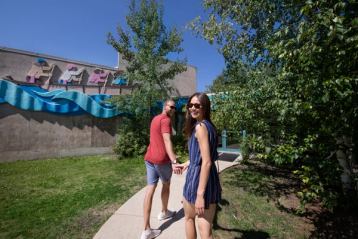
xmin=0 ymin=46 xmax=196 ymax=161
xmin=0 ymin=104 xmax=120 ymax=162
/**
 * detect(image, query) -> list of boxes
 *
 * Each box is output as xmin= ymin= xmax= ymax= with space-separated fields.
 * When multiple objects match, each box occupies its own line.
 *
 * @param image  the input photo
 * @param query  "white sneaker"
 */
xmin=157 ymin=209 xmax=176 ymax=220
xmin=140 ymin=228 xmax=161 ymax=239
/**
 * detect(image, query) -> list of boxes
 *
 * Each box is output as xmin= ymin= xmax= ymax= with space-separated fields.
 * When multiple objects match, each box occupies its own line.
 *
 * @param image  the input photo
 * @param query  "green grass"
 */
xmin=0 ymin=155 xmax=146 ymax=239
xmin=213 ymin=161 xmax=313 ymax=239
xmin=0 ymin=155 xmax=316 ymax=239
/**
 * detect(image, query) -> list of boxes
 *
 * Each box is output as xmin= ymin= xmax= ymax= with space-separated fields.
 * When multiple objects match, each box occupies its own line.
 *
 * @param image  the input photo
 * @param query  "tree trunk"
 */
xmin=336 ymin=136 xmax=353 ymax=193
xmin=352 ymin=113 xmax=358 ymax=192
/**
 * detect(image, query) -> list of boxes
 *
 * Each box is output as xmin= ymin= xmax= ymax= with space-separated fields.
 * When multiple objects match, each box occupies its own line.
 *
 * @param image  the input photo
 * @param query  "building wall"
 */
xmin=0 ymin=104 xmax=120 ymax=162
xmin=0 ymin=46 xmax=196 ymax=161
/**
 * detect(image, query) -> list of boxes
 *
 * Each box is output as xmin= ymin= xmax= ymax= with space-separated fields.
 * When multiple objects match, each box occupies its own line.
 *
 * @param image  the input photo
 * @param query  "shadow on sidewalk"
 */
xmin=158 ymin=208 xmax=184 ymax=231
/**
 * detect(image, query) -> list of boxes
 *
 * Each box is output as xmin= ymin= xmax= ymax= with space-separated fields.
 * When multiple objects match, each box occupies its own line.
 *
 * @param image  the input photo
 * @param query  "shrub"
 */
xmin=113 ymin=118 xmax=148 ymax=159
xmin=172 ymin=134 xmax=188 ymax=162
xmin=113 ymin=131 xmax=147 ymax=159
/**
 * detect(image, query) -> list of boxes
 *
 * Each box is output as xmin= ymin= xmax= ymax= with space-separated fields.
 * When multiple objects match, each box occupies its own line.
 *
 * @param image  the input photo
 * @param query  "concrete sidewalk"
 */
xmin=93 ymin=159 xmax=238 ymax=239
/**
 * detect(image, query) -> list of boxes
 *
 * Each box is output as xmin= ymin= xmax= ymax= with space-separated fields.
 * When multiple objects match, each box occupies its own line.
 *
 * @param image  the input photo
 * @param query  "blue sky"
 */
xmin=0 ymin=0 xmax=225 ymax=92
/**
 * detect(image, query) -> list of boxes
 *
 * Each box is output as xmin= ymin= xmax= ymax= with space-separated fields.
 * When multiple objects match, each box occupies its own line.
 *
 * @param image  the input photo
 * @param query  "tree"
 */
xmin=108 ymin=0 xmax=186 ymax=112
xmin=206 ymin=72 xmax=227 ymax=92
xmin=107 ymin=0 xmax=187 ymax=157
xmin=193 ymin=0 xmax=358 ymax=207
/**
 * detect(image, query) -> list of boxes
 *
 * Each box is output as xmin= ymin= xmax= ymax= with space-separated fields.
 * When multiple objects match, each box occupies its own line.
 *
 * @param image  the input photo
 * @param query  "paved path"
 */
xmin=93 ymin=159 xmax=239 ymax=239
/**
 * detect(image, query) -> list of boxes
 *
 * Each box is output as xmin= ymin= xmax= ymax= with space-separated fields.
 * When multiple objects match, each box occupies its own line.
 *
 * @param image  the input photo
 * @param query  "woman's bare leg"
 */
xmin=197 ymin=203 xmax=216 ymax=239
xmin=183 ymin=198 xmax=197 ymax=239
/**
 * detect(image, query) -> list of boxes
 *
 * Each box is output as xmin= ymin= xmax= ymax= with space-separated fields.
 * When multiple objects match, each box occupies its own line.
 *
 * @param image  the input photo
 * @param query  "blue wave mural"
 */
xmin=0 ymin=79 xmax=126 ymax=118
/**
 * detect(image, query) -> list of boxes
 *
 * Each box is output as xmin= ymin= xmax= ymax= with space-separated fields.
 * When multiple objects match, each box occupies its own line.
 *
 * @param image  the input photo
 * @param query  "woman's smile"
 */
xmin=188 ymin=96 xmax=202 ymax=120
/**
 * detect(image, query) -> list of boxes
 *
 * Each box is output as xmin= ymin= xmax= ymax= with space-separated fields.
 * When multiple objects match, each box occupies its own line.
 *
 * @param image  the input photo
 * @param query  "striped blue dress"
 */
xmin=183 ymin=120 xmax=222 ymax=209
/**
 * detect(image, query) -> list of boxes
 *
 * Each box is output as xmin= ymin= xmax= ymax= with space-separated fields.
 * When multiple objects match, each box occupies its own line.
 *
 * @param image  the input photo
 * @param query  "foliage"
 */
xmin=172 ymin=134 xmax=188 ymax=162
xmin=107 ymin=0 xmax=186 ymax=99
xmin=210 ymin=65 xmax=281 ymax=138
xmin=113 ymin=118 xmax=148 ymax=159
xmin=194 ymin=0 xmax=358 ymax=208
xmin=107 ymin=0 xmax=187 ymax=157
xmin=206 ymin=71 xmax=232 ymax=92
xmin=246 ymin=134 xmax=266 ymax=154
xmin=239 ymin=136 xmax=250 ymax=162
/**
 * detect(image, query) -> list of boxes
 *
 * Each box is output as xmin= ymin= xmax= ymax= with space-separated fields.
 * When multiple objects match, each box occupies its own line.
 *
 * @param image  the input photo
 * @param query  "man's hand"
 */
xmin=172 ymin=163 xmax=183 ymax=174
xmin=178 ymin=161 xmax=190 ymax=172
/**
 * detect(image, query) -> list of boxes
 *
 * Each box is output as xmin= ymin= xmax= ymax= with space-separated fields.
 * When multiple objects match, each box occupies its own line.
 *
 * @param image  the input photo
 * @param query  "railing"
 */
xmin=218 ymin=129 xmax=246 ymax=154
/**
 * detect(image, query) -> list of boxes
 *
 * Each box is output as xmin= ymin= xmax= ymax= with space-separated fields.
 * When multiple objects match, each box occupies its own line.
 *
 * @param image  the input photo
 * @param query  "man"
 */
xmin=141 ymin=99 xmax=182 ymax=239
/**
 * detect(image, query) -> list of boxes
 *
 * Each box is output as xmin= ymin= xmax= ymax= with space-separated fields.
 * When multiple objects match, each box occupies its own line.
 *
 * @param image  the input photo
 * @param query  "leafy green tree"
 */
xmin=207 ymin=64 xmax=251 ymax=92
xmin=206 ymin=72 xmax=226 ymax=92
xmin=107 ymin=0 xmax=187 ymax=157
xmin=193 ymin=0 xmax=358 ymax=207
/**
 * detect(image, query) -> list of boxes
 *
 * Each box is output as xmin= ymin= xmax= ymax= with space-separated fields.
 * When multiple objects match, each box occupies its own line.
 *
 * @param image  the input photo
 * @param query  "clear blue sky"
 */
xmin=0 ymin=0 xmax=225 ymax=92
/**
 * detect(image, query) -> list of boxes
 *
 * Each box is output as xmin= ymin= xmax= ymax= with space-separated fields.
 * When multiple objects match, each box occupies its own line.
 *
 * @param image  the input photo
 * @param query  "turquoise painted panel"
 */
xmin=33 ymin=89 xmax=67 ymax=98
xmin=0 ymin=79 xmax=126 ymax=118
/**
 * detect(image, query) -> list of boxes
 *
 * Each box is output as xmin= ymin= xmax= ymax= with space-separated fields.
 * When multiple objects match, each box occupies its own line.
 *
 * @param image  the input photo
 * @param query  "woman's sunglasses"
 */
xmin=187 ymin=103 xmax=202 ymax=109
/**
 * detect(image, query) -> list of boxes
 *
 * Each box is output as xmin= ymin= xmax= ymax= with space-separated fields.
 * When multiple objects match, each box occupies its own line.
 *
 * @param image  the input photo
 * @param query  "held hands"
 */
xmin=172 ymin=161 xmax=190 ymax=175
xmin=172 ymin=157 xmax=189 ymax=175
xmin=179 ymin=161 xmax=189 ymax=172
xmin=172 ymin=163 xmax=183 ymax=174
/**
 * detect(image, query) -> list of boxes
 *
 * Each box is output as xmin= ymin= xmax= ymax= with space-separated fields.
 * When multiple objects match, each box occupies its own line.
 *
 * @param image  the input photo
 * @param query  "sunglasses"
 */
xmin=167 ymin=105 xmax=176 ymax=110
xmin=187 ymin=103 xmax=202 ymax=109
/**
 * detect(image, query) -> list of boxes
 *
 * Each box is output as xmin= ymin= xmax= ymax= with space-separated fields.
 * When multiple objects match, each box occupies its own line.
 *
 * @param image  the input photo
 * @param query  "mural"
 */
xmin=0 ymin=79 xmax=127 ymax=118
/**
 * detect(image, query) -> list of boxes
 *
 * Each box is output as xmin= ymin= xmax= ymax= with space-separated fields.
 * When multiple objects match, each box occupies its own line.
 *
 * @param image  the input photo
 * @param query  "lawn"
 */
xmin=2 ymin=155 xmax=356 ymax=239
xmin=214 ymin=160 xmax=314 ymax=239
xmin=0 ymin=155 xmax=146 ymax=239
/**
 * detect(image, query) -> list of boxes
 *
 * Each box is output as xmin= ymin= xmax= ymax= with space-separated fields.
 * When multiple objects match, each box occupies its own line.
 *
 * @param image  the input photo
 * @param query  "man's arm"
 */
xmin=163 ymin=133 xmax=177 ymax=163
xmin=163 ymin=133 xmax=182 ymax=174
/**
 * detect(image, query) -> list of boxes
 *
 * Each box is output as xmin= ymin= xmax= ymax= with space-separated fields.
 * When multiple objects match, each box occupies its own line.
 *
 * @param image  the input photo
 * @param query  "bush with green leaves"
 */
xmin=113 ymin=130 xmax=147 ymax=159
xmin=172 ymin=134 xmax=188 ymax=162
xmin=246 ymin=135 xmax=266 ymax=154
xmin=239 ymin=137 xmax=250 ymax=162
xmin=113 ymin=118 xmax=148 ymax=159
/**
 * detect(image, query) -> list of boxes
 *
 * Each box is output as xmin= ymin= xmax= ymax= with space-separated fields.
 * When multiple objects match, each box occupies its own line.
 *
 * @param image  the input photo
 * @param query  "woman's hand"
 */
xmin=172 ymin=163 xmax=183 ymax=174
xmin=195 ymin=194 xmax=205 ymax=216
xmin=178 ymin=161 xmax=190 ymax=172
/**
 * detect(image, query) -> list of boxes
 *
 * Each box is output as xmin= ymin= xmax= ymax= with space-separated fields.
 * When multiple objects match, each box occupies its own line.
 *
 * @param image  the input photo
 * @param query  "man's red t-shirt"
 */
xmin=144 ymin=113 xmax=172 ymax=164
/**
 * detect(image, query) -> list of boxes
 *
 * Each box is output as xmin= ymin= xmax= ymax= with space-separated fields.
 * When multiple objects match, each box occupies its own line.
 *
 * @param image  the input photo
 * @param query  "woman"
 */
xmin=179 ymin=92 xmax=221 ymax=239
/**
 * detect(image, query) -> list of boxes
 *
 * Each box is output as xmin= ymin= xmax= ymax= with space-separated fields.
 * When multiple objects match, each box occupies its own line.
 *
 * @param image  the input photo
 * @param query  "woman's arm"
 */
xmin=195 ymin=123 xmax=212 ymax=215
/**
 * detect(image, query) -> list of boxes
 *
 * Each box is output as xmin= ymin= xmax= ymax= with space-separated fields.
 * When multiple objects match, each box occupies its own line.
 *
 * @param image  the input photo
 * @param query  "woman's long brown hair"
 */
xmin=183 ymin=92 xmax=217 ymax=138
